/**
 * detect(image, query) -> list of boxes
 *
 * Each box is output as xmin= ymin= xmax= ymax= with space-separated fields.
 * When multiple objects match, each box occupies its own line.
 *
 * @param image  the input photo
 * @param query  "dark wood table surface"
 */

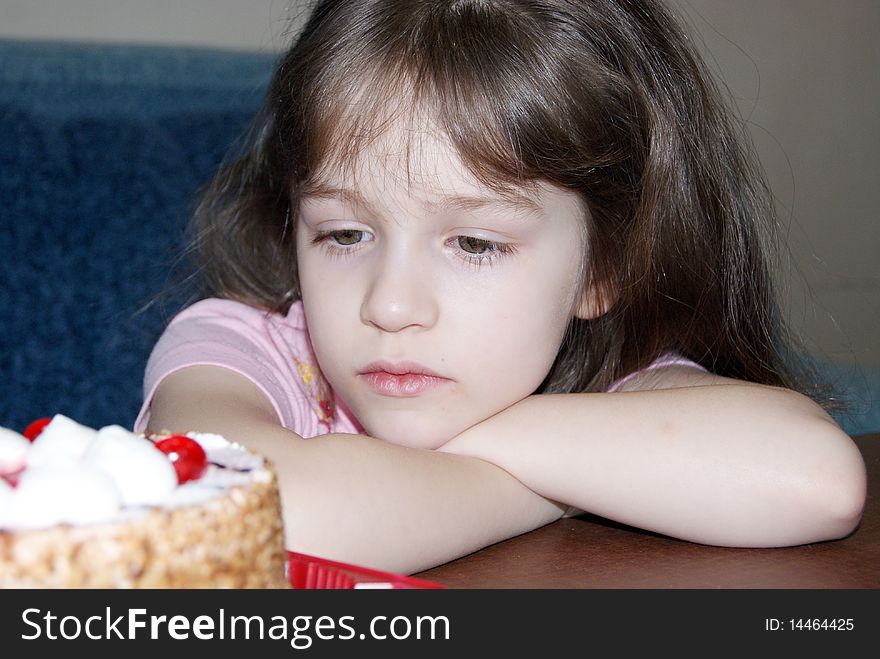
xmin=415 ymin=433 xmax=879 ymax=588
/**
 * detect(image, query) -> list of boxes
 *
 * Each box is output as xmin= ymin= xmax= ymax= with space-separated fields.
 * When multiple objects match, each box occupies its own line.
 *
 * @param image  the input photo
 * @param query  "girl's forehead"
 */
xmin=306 ymin=113 xmax=543 ymax=206
xmin=311 ymin=123 xmax=470 ymax=192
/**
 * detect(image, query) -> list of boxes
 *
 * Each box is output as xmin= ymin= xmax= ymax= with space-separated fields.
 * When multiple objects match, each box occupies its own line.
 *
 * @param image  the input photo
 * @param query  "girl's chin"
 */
xmin=362 ymin=420 xmax=460 ymax=450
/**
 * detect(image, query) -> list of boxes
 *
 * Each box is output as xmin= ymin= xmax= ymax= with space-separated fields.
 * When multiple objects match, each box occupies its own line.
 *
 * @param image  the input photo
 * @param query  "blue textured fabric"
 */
xmin=0 ymin=39 xmax=877 ymax=436
xmin=1 ymin=40 xmax=274 ymax=431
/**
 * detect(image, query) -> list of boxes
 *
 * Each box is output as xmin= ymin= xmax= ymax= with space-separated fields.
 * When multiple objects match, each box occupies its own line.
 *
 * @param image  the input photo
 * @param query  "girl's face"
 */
xmin=296 ymin=122 xmax=588 ymax=448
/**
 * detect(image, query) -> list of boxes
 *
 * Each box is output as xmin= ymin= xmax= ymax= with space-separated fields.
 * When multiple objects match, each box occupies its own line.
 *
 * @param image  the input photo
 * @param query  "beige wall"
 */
xmin=675 ymin=1 xmax=880 ymax=371
xmin=2 ymin=0 xmax=877 ymax=367
xmin=0 ymin=0 xmax=297 ymax=51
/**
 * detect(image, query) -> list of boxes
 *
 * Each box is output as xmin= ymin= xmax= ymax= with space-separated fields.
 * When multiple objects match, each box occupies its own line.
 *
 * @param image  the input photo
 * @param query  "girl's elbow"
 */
xmin=804 ymin=422 xmax=867 ymax=541
xmin=823 ymin=462 xmax=866 ymax=541
xmin=777 ymin=389 xmax=867 ymax=538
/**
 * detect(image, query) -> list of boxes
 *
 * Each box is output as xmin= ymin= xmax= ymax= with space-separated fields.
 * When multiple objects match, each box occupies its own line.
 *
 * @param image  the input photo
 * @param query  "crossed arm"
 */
xmin=147 ymin=365 xmax=866 ymax=574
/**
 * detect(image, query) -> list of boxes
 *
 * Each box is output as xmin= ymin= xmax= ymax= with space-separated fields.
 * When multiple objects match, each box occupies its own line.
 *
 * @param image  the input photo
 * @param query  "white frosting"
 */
xmin=163 ymin=481 xmax=230 ymax=507
xmin=9 ymin=464 xmax=122 ymax=529
xmin=203 ymin=445 xmax=264 ymax=472
xmin=83 ymin=425 xmax=177 ymax=506
xmin=0 ymin=478 xmax=13 ymax=517
xmin=27 ymin=414 xmax=98 ymax=468
xmin=0 ymin=415 xmax=266 ymax=531
xmin=0 ymin=427 xmax=30 ymax=474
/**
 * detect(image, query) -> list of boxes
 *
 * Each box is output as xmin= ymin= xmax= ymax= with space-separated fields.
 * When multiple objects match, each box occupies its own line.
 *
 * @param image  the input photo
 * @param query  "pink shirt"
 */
xmin=135 ymin=298 xmax=703 ymax=436
xmin=135 ymin=298 xmax=364 ymax=437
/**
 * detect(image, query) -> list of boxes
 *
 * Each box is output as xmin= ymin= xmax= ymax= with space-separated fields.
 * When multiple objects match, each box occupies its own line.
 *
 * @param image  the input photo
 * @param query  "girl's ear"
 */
xmin=573 ymin=280 xmax=616 ymax=320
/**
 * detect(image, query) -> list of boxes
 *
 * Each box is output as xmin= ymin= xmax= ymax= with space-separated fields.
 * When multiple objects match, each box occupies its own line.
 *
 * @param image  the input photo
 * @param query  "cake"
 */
xmin=0 ymin=415 xmax=289 ymax=588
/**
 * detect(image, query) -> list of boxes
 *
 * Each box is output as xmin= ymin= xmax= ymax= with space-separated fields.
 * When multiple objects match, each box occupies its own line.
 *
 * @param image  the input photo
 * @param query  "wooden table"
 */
xmin=415 ymin=433 xmax=879 ymax=588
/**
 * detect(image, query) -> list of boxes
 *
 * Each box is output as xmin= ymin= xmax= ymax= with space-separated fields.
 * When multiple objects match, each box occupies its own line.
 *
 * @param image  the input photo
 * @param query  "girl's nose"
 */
xmin=360 ymin=255 xmax=439 ymax=332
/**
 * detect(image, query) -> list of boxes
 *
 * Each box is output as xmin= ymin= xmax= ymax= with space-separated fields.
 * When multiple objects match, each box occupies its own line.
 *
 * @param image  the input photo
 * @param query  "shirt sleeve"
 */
xmin=133 ymin=298 xmax=313 ymax=434
xmin=605 ymin=352 xmax=707 ymax=393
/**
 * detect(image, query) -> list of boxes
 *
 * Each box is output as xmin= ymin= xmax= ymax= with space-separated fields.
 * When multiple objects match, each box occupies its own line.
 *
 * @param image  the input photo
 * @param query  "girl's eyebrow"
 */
xmin=434 ymin=193 xmax=543 ymax=219
xmin=300 ymin=183 xmax=374 ymax=210
xmin=300 ymin=183 xmax=543 ymax=220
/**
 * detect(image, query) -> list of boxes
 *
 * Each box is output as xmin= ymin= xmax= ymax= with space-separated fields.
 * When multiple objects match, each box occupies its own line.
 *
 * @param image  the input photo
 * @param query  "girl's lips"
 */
xmin=358 ymin=361 xmax=451 ymax=397
xmin=359 ymin=372 xmax=450 ymax=397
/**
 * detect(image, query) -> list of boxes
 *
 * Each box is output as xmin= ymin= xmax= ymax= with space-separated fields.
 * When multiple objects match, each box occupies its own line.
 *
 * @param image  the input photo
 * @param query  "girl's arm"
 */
xmin=437 ymin=367 xmax=867 ymax=548
xmin=146 ymin=365 xmax=565 ymax=575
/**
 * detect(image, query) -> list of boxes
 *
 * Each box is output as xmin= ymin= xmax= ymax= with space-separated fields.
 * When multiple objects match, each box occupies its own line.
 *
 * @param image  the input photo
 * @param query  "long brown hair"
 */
xmin=190 ymin=0 xmax=820 ymax=399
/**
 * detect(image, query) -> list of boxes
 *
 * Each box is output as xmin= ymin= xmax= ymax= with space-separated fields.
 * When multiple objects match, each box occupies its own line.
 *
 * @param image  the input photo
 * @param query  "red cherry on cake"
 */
xmin=23 ymin=417 xmax=52 ymax=441
xmin=154 ymin=435 xmax=208 ymax=484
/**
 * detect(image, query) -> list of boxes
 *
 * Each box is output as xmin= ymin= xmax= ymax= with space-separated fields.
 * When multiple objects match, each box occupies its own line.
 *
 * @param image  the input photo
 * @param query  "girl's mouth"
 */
xmin=358 ymin=360 xmax=452 ymax=397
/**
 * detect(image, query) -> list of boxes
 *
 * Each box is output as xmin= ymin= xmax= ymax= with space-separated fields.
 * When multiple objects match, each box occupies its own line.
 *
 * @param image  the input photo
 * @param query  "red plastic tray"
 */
xmin=287 ymin=551 xmax=445 ymax=589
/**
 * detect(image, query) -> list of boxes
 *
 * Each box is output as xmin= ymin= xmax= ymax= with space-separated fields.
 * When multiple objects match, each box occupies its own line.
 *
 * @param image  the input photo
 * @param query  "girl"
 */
xmin=136 ymin=0 xmax=866 ymax=574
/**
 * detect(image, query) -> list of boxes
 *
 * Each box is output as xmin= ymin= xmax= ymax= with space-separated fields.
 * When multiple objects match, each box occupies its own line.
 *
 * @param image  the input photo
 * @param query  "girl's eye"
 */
xmin=457 ymin=236 xmax=493 ymax=254
xmin=329 ymin=229 xmax=364 ymax=246
xmin=453 ymin=235 xmax=517 ymax=268
xmin=310 ymin=229 xmax=369 ymax=251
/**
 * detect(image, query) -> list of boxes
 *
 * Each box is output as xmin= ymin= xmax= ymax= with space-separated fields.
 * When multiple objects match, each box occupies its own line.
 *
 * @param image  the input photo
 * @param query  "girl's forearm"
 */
xmin=265 ymin=429 xmax=565 ymax=574
xmin=438 ymin=385 xmax=866 ymax=548
xmin=147 ymin=366 xmax=564 ymax=574
xmin=159 ymin=413 xmax=564 ymax=575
